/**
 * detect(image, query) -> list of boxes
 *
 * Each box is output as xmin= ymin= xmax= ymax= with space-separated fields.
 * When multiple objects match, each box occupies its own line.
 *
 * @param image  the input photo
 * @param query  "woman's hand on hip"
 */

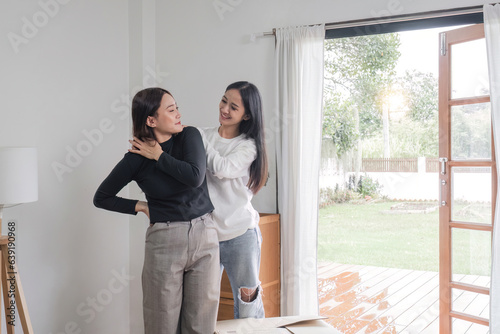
xmin=135 ymin=200 xmax=150 ymax=219
xmin=128 ymin=137 xmax=163 ymax=161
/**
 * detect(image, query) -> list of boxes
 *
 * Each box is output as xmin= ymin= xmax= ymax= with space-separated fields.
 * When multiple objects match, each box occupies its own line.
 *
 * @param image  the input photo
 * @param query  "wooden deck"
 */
xmin=318 ymin=262 xmax=490 ymax=334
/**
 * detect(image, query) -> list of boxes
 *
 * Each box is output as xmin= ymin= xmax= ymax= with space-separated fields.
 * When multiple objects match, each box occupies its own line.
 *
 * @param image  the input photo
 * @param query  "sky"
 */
xmin=396 ymin=25 xmax=489 ymax=98
xmin=395 ymin=26 xmax=445 ymax=77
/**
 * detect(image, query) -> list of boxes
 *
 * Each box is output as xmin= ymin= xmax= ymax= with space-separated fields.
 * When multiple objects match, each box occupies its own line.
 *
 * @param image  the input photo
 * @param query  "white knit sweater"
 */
xmin=198 ymin=127 xmax=259 ymax=242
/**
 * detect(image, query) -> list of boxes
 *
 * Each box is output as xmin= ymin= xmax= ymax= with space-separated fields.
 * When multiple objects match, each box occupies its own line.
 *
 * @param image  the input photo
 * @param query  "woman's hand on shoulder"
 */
xmin=128 ymin=137 xmax=163 ymax=161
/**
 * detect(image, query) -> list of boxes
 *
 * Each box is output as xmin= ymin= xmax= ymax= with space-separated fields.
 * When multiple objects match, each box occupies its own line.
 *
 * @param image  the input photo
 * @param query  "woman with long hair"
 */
xmin=94 ymin=87 xmax=219 ymax=333
xmin=199 ymin=81 xmax=268 ymax=319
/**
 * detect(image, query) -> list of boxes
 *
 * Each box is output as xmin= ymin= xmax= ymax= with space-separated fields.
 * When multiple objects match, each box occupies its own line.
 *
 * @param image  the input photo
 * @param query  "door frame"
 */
xmin=438 ymin=23 xmax=495 ymax=333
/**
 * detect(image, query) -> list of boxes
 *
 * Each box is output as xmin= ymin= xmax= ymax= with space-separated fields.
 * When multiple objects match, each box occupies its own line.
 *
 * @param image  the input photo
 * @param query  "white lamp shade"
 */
xmin=0 ymin=147 xmax=38 ymax=205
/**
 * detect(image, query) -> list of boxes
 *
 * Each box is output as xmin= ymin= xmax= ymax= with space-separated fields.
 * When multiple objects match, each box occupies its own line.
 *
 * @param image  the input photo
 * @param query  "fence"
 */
xmin=360 ymin=158 xmax=418 ymax=172
xmin=320 ymin=157 xmax=440 ymax=200
xmin=346 ymin=157 xmax=439 ymax=173
xmin=426 ymin=158 xmax=439 ymax=173
xmin=320 ymin=156 xmax=490 ymax=200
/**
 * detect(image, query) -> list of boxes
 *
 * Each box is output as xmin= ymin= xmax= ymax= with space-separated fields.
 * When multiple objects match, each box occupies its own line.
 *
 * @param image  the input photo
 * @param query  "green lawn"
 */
xmin=318 ymin=201 xmax=491 ymax=275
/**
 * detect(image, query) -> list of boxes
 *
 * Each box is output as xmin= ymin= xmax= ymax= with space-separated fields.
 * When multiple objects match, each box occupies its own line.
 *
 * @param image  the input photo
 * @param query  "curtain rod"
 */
xmin=258 ymin=4 xmax=486 ymax=37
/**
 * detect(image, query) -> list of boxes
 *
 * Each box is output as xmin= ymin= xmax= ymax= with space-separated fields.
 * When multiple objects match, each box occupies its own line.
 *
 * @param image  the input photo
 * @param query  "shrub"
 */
xmin=357 ymin=174 xmax=383 ymax=197
xmin=319 ymin=185 xmax=361 ymax=207
xmin=319 ymin=174 xmax=383 ymax=207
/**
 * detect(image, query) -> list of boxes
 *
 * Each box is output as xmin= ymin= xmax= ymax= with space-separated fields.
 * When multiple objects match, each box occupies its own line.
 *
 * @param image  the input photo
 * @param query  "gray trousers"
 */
xmin=142 ymin=214 xmax=220 ymax=334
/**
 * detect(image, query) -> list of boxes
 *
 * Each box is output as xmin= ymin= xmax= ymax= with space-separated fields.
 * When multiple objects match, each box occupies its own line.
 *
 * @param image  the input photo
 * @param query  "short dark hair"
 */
xmin=226 ymin=81 xmax=268 ymax=194
xmin=131 ymin=88 xmax=172 ymax=142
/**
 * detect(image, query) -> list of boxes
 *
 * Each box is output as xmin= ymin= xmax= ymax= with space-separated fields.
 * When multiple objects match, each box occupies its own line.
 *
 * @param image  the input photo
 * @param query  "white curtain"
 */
xmin=274 ymin=24 xmax=325 ymax=316
xmin=485 ymin=4 xmax=500 ymax=333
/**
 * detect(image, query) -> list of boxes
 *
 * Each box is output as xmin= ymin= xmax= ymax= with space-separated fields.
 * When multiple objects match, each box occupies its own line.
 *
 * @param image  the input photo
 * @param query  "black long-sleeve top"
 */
xmin=93 ymin=126 xmax=214 ymax=223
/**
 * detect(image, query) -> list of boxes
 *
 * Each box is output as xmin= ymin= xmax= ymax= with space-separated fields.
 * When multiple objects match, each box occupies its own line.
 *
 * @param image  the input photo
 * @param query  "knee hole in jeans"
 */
xmin=239 ymin=286 xmax=260 ymax=303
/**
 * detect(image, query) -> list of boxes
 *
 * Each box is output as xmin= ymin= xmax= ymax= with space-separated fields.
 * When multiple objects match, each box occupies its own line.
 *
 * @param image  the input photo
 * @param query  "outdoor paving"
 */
xmin=318 ymin=262 xmax=490 ymax=334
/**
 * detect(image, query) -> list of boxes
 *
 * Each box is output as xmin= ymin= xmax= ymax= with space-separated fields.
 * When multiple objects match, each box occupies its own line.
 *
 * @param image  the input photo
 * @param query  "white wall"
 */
xmin=0 ymin=0 xmax=131 ymax=333
xmin=0 ymin=0 xmax=492 ymax=333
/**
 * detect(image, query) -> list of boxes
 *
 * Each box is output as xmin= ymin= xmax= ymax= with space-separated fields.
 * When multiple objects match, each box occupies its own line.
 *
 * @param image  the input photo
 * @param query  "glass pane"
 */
xmin=465 ymin=323 xmax=490 ymax=334
xmin=451 ymin=289 xmax=490 ymax=320
xmin=451 ymin=103 xmax=492 ymax=161
xmin=451 ymin=228 xmax=491 ymax=283
xmin=451 ymin=167 xmax=492 ymax=225
xmin=452 ymin=318 xmax=489 ymax=334
xmin=451 ymin=39 xmax=489 ymax=99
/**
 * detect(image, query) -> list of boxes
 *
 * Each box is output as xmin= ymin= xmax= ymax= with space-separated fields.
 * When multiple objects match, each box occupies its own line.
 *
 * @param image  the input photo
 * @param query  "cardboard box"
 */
xmin=215 ymin=315 xmax=342 ymax=333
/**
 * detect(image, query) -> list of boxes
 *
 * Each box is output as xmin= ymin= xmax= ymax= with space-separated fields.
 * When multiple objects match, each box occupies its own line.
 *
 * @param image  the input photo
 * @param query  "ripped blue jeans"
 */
xmin=219 ymin=227 xmax=265 ymax=319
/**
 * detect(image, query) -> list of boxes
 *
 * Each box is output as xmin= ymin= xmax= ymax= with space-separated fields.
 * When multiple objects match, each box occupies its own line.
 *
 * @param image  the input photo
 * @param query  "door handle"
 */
xmin=439 ymin=157 xmax=448 ymax=175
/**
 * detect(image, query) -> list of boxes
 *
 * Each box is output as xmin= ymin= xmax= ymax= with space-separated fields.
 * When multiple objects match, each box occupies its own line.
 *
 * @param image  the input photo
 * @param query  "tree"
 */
xmin=361 ymin=69 xmax=440 ymax=159
xmin=322 ymin=95 xmax=358 ymax=156
xmin=323 ymin=33 xmax=401 ymax=155
xmin=400 ymin=70 xmax=438 ymax=123
xmin=451 ymin=104 xmax=491 ymax=159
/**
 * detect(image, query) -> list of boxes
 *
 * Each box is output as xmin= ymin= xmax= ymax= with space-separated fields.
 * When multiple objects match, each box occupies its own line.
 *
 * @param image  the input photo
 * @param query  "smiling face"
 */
xmin=147 ymin=93 xmax=182 ymax=142
xmin=219 ymin=89 xmax=250 ymax=129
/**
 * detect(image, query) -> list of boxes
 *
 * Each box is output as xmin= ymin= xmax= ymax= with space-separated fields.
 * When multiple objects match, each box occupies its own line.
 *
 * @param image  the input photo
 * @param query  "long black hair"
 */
xmin=226 ymin=81 xmax=268 ymax=194
xmin=131 ymin=87 xmax=172 ymax=142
